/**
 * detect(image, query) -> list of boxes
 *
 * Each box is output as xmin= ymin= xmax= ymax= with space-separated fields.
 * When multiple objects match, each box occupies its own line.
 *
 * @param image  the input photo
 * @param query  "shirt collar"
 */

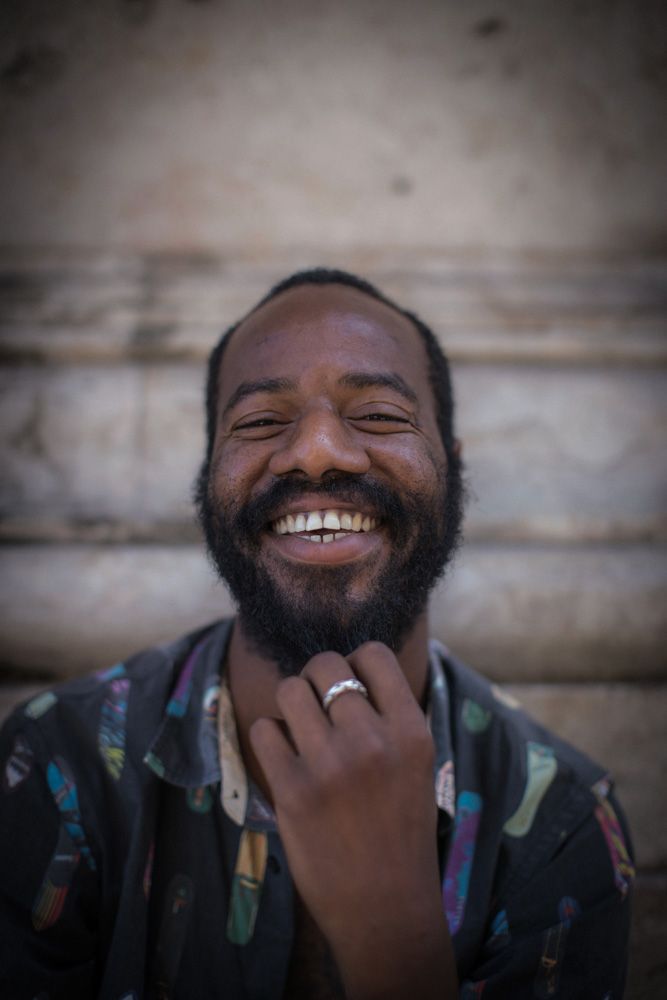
xmin=143 ymin=619 xmax=232 ymax=788
xmin=428 ymin=639 xmax=457 ymax=820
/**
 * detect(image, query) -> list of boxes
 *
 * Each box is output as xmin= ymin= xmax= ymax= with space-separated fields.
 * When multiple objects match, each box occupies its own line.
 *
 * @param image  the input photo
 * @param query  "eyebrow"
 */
xmin=222 ymin=377 xmax=298 ymax=418
xmin=339 ymin=371 xmax=418 ymax=404
xmin=221 ymin=369 xmax=418 ymax=418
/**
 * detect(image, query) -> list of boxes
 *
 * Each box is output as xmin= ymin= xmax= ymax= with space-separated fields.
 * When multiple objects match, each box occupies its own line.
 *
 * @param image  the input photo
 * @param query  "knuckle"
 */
xmin=279 ymin=780 xmax=309 ymax=819
xmin=315 ymin=745 xmax=345 ymax=781
xmin=361 ymin=728 xmax=387 ymax=759
xmin=301 ymin=651 xmax=348 ymax=688
xmin=348 ymin=729 xmax=390 ymax=774
xmin=303 ymin=650 xmax=346 ymax=674
xmin=356 ymin=640 xmax=391 ymax=660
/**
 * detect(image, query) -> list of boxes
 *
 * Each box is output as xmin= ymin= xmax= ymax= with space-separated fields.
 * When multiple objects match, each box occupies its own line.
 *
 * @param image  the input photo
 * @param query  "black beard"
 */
xmin=195 ymin=467 xmax=463 ymax=676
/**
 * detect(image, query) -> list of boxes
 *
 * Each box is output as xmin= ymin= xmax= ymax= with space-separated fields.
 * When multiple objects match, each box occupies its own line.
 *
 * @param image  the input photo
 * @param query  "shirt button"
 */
xmin=267 ymin=854 xmax=281 ymax=874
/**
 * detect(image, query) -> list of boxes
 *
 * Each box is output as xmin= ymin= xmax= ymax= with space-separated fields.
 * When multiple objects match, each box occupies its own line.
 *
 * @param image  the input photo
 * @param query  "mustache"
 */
xmin=230 ymin=473 xmax=411 ymax=540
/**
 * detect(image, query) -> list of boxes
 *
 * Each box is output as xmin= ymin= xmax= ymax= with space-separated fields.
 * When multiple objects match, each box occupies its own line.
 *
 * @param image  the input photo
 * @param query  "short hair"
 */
xmin=201 ymin=267 xmax=460 ymax=467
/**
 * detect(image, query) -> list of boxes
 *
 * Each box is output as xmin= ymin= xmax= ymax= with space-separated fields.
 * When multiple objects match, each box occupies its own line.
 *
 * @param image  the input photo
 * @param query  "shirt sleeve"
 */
xmin=458 ymin=789 xmax=634 ymax=999
xmin=0 ymin=711 xmax=100 ymax=998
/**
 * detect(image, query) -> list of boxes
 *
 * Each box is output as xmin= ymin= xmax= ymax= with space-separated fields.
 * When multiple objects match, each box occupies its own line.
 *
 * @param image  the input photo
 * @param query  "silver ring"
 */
xmin=321 ymin=678 xmax=369 ymax=713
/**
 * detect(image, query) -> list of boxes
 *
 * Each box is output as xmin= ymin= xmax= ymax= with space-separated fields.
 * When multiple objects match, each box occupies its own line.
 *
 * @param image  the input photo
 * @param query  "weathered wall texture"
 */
xmin=1 ymin=1 xmax=666 ymax=995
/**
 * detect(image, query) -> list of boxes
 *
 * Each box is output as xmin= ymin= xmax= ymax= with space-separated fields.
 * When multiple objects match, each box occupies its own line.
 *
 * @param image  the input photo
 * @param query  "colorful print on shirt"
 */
xmin=186 ymin=785 xmax=213 ymax=814
xmin=593 ymin=788 xmax=635 ymax=897
xmin=95 ymin=662 xmax=126 ymax=682
xmin=24 ymin=690 xmax=57 ymax=720
xmin=46 ymin=756 xmax=96 ymax=871
xmin=166 ymin=640 xmax=207 ymax=718
xmin=460 ymin=980 xmax=486 ymax=997
xmin=488 ymin=908 xmax=510 ymax=947
xmin=435 ymin=759 xmax=456 ymax=818
xmin=32 ymin=823 xmax=81 ymax=931
xmin=462 ymin=698 xmax=492 ymax=734
xmin=490 ymin=684 xmax=521 ymax=710
xmin=154 ymin=874 xmax=195 ymax=993
xmin=203 ymin=683 xmax=220 ymax=723
xmin=503 ymin=742 xmax=557 ymax=837
xmin=98 ymin=678 xmax=130 ymax=780
xmin=533 ymin=897 xmax=581 ymax=998
xmin=32 ymin=758 xmax=95 ymax=931
xmin=3 ymin=733 xmax=33 ymax=792
xmin=443 ymin=790 xmax=482 ymax=934
xmin=227 ymin=828 xmax=268 ymax=945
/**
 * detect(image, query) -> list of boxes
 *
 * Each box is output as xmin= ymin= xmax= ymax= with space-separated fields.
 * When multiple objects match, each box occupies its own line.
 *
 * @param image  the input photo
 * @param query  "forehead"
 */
xmin=218 ymin=284 xmax=432 ymax=403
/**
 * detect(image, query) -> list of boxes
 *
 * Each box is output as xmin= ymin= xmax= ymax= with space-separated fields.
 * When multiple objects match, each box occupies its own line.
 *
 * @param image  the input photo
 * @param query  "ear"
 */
xmin=452 ymin=438 xmax=463 ymax=460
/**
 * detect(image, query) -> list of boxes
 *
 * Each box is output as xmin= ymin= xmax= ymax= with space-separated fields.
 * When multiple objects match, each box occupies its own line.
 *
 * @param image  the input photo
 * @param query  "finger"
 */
xmin=301 ymin=650 xmax=375 ymax=723
xmin=274 ymin=675 xmax=332 ymax=756
xmin=346 ymin=642 xmax=421 ymax=718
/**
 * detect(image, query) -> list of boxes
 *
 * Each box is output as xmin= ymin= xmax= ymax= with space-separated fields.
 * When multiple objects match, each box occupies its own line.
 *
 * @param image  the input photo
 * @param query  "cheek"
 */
xmin=209 ymin=441 xmax=269 ymax=505
xmin=369 ymin=439 xmax=445 ymax=496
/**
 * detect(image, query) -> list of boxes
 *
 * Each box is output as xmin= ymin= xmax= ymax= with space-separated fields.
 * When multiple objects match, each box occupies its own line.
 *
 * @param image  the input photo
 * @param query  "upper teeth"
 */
xmin=273 ymin=509 xmax=378 ymax=537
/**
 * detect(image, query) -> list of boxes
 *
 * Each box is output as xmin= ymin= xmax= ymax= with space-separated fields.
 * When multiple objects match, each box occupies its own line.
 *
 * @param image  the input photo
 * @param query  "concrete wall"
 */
xmin=1 ymin=0 xmax=666 ymax=252
xmin=1 ymin=2 xmax=665 ymax=995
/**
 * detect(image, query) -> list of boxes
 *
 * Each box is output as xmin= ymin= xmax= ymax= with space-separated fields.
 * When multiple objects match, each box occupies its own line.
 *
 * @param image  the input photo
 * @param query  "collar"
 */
xmin=427 ymin=639 xmax=457 ymax=820
xmin=143 ymin=620 xmax=232 ymax=787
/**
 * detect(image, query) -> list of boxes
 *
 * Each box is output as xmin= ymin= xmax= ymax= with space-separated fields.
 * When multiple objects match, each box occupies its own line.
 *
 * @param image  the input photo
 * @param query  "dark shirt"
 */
xmin=0 ymin=619 xmax=634 ymax=998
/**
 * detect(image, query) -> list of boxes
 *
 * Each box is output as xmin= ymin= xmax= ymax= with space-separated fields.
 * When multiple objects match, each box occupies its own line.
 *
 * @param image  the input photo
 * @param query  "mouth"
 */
xmin=271 ymin=507 xmax=379 ymax=544
xmin=265 ymin=505 xmax=383 ymax=565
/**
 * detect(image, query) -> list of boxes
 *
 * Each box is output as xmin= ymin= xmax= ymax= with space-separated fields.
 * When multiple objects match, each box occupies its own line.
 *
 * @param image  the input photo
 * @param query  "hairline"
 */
xmin=202 ymin=272 xmax=458 ymax=465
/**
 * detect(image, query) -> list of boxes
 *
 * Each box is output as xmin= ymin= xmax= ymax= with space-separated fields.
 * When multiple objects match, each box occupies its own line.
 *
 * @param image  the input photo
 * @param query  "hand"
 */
xmin=249 ymin=642 xmax=457 ymax=999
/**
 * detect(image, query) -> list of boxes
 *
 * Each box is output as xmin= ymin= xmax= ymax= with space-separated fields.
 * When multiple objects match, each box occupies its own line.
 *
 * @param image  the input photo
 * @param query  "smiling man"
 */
xmin=0 ymin=270 xmax=633 ymax=998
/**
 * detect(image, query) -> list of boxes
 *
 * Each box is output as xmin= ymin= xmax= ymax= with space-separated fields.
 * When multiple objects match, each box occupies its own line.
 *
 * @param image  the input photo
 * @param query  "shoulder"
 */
xmin=432 ymin=640 xmax=605 ymax=790
xmin=430 ymin=641 xmax=633 ymax=893
xmin=1 ymin=619 xmax=230 ymax=785
xmin=431 ymin=643 xmax=634 ymax=993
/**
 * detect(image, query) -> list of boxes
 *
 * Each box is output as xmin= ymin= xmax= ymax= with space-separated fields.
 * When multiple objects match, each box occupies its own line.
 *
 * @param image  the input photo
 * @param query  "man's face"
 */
xmin=197 ymin=284 xmax=462 ymax=674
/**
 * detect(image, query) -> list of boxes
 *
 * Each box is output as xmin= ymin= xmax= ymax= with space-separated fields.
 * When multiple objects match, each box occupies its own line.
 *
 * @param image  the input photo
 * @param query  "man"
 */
xmin=0 ymin=269 xmax=634 ymax=998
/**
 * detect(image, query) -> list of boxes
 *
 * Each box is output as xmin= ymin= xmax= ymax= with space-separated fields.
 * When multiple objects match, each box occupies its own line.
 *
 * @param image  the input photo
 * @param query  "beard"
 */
xmin=195 ymin=463 xmax=463 ymax=677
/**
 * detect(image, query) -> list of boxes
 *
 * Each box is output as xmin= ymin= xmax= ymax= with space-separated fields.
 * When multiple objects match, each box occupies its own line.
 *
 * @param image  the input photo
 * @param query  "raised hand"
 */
xmin=250 ymin=641 xmax=457 ymax=1000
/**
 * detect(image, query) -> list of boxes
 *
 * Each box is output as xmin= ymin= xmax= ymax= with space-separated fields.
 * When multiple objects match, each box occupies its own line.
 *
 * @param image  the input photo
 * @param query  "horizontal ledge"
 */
xmin=1 ymin=245 xmax=666 ymax=292
xmin=1 ymin=248 xmax=666 ymax=367
xmin=1 ymin=542 xmax=665 ymax=684
xmin=1 ymin=517 xmax=665 ymax=546
xmin=1 ymin=323 xmax=666 ymax=368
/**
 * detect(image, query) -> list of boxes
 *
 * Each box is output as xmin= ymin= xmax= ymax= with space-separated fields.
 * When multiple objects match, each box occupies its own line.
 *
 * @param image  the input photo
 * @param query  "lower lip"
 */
xmin=264 ymin=530 xmax=383 ymax=565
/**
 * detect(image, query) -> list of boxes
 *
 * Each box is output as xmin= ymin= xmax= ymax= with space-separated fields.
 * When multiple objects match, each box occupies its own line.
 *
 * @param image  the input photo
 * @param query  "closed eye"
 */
xmin=358 ymin=413 xmax=411 ymax=422
xmin=232 ymin=414 xmax=292 ymax=438
xmin=236 ymin=417 xmax=284 ymax=429
xmin=351 ymin=412 xmax=415 ymax=433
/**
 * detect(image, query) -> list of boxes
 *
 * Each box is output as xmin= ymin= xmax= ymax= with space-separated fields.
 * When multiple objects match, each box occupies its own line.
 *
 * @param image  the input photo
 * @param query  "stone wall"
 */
xmin=1 ymin=2 xmax=665 ymax=995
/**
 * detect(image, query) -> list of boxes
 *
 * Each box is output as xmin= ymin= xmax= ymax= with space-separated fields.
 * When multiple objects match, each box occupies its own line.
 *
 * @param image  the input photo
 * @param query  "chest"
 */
xmin=283 ymin=897 xmax=345 ymax=1000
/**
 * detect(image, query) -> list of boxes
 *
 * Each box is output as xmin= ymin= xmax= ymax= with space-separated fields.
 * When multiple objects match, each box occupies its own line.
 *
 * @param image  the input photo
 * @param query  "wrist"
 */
xmin=328 ymin=896 xmax=457 ymax=1000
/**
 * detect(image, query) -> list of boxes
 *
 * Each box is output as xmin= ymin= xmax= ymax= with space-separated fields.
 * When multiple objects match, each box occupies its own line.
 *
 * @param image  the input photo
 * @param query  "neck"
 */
xmin=227 ymin=615 xmax=431 ymax=800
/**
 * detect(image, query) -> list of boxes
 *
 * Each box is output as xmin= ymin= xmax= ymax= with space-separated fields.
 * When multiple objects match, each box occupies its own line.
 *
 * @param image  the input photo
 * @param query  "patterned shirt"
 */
xmin=0 ymin=618 xmax=634 ymax=998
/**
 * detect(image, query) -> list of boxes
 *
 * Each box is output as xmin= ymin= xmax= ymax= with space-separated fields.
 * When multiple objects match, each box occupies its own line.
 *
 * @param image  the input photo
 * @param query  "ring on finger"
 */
xmin=321 ymin=678 xmax=369 ymax=713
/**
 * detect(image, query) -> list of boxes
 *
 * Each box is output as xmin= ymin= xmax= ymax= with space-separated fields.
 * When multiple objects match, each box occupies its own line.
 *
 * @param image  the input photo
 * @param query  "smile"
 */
xmin=271 ymin=508 xmax=380 ymax=544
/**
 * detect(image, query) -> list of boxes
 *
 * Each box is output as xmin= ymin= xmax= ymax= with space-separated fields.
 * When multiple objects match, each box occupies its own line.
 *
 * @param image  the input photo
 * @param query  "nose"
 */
xmin=268 ymin=405 xmax=371 ymax=480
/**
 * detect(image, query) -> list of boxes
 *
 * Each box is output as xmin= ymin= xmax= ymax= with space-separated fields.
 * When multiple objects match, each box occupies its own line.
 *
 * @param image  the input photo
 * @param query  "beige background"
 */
xmin=1 ymin=2 xmax=665 ymax=995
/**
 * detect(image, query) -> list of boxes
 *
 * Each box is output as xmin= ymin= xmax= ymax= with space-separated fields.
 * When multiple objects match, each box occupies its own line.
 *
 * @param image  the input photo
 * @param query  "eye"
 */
xmin=351 ymin=410 xmax=414 ymax=433
xmin=232 ymin=414 xmax=291 ymax=438
xmin=358 ymin=413 xmax=410 ymax=423
xmin=236 ymin=417 xmax=282 ymax=429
